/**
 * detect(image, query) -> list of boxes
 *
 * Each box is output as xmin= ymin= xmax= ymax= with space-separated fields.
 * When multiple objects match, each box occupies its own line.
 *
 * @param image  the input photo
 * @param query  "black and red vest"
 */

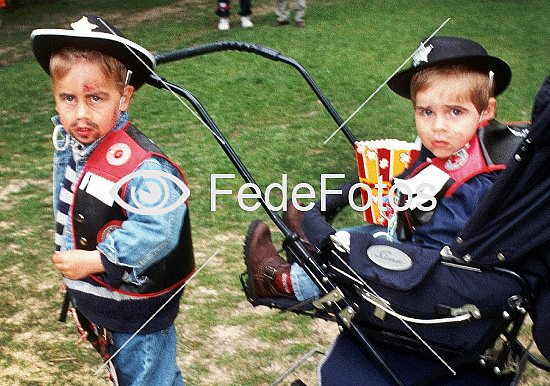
xmin=71 ymin=124 xmax=195 ymax=295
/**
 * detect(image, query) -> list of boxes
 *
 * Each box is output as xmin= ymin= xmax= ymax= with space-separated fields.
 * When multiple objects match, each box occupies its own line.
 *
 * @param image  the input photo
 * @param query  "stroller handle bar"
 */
xmin=152 ymin=40 xmax=357 ymax=146
xmin=154 ymin=40 xmax=282 ymax=64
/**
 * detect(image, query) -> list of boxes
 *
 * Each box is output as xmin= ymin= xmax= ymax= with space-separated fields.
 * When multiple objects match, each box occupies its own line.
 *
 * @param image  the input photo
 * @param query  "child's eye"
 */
xmin=91 ymin=96 xmax=101 ymax=102
xmin=65 ymin=96 xmax=74 ymax=102
xmin=423 ymin=109 xmax=432 ymax=116
xmin=451 ymin=108 xmax=462 ymax=116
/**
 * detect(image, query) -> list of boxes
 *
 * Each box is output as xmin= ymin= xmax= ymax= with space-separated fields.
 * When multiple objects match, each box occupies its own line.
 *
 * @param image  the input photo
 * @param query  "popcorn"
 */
xmin=355 ymin=138 xmax=420 ymax=225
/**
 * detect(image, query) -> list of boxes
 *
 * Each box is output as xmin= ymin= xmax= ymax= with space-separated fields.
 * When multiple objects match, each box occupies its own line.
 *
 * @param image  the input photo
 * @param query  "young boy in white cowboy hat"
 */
xmin=32 ymin=14 xmax=194 ymax=385
xmin=244 ymin=36 xmax=516 ymax=302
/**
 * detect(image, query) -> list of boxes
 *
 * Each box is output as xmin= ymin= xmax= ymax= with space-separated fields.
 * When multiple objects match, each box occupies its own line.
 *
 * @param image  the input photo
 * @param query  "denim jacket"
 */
xmin=52 ymin=112 xmax=188 ymax=288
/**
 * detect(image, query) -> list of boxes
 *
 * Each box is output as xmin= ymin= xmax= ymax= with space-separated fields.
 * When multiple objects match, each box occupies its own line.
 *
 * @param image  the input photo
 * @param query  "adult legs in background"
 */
xmin=274 ymin=0 xmax=306 ymax=26
xmin=294 ymin=0 xmax=306 ymax=23
xmin=274 ymin=0 xmax=290 ymax=23
xmin=216 ymin=1 xmax=231 ymax=30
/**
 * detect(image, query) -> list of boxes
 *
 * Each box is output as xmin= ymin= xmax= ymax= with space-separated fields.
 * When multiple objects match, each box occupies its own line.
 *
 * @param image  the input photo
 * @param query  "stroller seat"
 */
xmin=242 ymin=243 xmax=539 ymax=385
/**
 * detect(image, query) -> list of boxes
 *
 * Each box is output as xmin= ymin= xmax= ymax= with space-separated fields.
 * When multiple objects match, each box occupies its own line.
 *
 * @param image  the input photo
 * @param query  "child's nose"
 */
xmin=432 ymin=115 xmax=447 ymax=132
xmin=76 ymin=101 xmax=90 ymax=119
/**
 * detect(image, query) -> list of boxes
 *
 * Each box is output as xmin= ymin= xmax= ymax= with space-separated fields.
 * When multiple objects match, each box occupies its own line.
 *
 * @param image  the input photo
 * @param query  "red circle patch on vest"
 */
xmin=106 ymin=143 xmax=132 ymax=166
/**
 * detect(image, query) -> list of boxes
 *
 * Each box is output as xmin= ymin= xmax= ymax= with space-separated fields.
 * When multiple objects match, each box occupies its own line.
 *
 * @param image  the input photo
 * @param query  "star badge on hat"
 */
xmin=70 ymin=16 xmax=99 ymax=33
xmin=412 ymin=43 xmax=433 ymax=67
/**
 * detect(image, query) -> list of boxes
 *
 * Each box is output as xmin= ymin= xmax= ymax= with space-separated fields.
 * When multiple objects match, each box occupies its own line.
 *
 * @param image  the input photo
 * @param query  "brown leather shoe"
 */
xmin=244 ymin=219 xmax=294 ymax=299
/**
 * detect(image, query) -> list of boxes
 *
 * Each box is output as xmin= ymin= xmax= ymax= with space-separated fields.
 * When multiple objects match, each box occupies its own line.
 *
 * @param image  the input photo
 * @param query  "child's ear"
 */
xmin=481 ymin=97 xmax=497 ymax=122
xmin=119 ymin=85 xmax=135 ymax=112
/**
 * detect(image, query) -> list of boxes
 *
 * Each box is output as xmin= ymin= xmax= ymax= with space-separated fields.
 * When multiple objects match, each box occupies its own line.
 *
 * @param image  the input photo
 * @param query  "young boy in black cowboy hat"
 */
xmin=244 ymin=36 xmax=516 ymax=302
xmin=31 ymin=14 xmax=194 ymax=385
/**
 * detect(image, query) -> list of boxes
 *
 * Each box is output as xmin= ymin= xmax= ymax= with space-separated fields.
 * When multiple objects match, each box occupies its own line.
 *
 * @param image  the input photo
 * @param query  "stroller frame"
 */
xmin=149 ymin=41 xmax=549 ymax=385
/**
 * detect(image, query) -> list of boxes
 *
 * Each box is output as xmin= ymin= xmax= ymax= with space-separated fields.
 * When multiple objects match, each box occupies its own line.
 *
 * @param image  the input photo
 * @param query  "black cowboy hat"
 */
xmin=387 ymin=36 xmax=511 ymax=99
xmin=31 ymin=14 xmax=155 ymax=89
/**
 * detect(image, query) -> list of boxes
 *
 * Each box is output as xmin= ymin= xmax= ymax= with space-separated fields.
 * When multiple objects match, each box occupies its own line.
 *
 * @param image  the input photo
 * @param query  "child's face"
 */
xmin=413 ymin=75 xmax=495 ymax=159
xmin=53 ymin=59 xmax=133 ymax=144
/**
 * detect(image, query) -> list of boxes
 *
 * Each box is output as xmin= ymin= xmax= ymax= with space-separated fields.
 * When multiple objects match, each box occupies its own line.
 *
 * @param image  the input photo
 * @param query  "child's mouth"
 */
xmin=432 ymin=140 xmax=448 ymax=148
xmin=75 ymin=127 xmax=92 ymax=137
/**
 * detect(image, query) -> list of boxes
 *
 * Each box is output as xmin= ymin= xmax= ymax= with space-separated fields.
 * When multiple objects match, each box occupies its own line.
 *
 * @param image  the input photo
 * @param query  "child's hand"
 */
xmin=52 ymin=250 xmax=105 ymax=280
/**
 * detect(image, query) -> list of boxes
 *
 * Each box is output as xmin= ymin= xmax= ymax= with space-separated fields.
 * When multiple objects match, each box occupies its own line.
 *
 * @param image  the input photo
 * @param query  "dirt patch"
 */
xmin=106 ymin=2 xmax=197 ymax=28
xmin=0 ymin=178 xmax=51 ymax=210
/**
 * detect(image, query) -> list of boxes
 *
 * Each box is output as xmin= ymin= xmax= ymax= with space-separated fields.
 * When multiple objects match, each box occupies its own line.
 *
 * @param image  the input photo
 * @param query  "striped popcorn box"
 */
xmin=355 ymin=139 xmax=420 ymax=225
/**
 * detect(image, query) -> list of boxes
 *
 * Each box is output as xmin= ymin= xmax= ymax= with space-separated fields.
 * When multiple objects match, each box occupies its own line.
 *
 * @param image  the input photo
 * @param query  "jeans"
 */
xmin=110 ymin=324 xmax=184 ymax=386
xmin=290 ymin=225 xmax=389 ymax=301
xmin=290 ymin=263 xmax=319 ymax=301
xmin=275 ymin=0 xmax=306 ymax=22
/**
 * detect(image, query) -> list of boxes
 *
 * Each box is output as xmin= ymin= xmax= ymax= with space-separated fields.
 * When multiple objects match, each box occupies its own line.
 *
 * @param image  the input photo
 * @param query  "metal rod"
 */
xmin=147 ymin=74 xmax=290 ymax=234
xmin=271 ymin=348 xmax=325 ymax=386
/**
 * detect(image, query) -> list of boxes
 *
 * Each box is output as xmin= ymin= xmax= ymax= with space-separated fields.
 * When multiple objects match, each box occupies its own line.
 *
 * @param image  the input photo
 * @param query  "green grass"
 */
xmin=1 ymin=0 xmax=550 ymax=384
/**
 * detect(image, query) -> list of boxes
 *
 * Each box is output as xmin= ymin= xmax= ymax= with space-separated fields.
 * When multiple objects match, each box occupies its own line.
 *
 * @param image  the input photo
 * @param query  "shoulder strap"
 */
xmin=478 ymin=120 xmax=529 ymax=165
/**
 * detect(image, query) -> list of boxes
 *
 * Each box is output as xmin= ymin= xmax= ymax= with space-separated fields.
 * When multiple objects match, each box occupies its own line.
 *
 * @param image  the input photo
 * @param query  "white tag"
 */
xmin=79 ymin=171 xmax=92 ymax=190
xmin=80 ymin=172 xmax=116 ymax=206
xmin=393 ymin=164 xmax=450 ymax=209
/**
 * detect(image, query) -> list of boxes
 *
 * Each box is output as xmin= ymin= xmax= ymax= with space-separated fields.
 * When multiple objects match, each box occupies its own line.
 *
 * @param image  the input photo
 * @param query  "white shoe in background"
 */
xmin=218 ymin=17 xmax=230 ymax=30
xmin=241 ymin=16 xmax=253 ymax=28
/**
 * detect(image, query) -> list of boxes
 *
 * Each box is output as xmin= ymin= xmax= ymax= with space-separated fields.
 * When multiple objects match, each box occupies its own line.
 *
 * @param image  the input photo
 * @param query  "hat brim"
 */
xmin=31 ymin=29 xmax=156 ymax=89
xmin=387 ymin=55 xmax=511 ymax=99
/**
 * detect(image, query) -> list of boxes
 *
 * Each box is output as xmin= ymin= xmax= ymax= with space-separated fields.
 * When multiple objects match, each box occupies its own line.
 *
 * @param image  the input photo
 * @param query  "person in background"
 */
xmin=216 ymin=0 xmax=253 ymax=30
xmin=273 ymin=0 xmax=306 ymax=28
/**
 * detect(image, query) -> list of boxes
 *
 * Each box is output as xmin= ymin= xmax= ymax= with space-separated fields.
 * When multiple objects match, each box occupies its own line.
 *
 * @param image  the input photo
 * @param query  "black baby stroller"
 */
xmin=149 ymin=41 xmax=550 ymax=385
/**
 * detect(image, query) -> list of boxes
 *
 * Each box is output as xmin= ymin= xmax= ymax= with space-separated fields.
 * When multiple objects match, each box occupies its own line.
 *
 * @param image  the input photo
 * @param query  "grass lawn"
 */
xmin=1 ymin=0 xmax=550 ymax=384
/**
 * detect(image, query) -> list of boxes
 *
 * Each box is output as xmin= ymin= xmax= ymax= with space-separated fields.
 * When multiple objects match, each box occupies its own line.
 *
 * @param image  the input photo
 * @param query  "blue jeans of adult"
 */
xmin=291 ymin=225 xmax=390 ymax=301
xmin=111 ymin=324 xmax=184 ymax=385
